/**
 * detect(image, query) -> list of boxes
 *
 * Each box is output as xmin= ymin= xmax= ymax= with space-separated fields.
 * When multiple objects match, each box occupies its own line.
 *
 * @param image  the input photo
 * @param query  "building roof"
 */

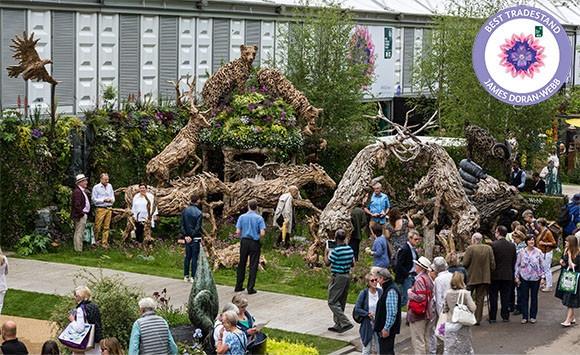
xmin=221 ymin=0 xmax=580 ymax=26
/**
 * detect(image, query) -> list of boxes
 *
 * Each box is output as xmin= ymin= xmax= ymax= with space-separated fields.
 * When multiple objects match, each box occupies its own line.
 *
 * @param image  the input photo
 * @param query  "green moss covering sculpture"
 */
xmin=188 ymin=247 xmax=219 ymax=341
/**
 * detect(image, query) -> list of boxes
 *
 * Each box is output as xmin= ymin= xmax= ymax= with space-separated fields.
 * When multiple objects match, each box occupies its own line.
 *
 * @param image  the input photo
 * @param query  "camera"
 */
xmin=326 ymin=239 xmax=337 ymax=249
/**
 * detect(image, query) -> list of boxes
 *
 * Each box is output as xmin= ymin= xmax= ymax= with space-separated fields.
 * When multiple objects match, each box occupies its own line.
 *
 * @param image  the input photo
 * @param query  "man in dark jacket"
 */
xmin=489 ymin=226 xmax=516 ymax=323
xmin=180 ymin=194 xmax=203 ymax=282
xmin=374 ymin=268 xmax=401 ymax=355
xmin=349 ymin=201 xmax=368 ymax=261
xmin=1 ymin=321 xmax=28 ymax=355
xmin=395 ymin=231 xmax=421 ymax=307
xmin=71 ymin=174 xmax=90 ymax=252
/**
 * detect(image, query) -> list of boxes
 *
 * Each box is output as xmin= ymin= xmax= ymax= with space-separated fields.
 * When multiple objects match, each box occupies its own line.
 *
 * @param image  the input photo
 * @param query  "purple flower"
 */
xmin=31 ymin=128 xmax=43 ymax=139
xmin=280 ymin=111 xmax=287 ymax=121
xmin=249 ymin=86 xmax=257 ymax=93
xmin=248 ymin=103 xmax=257 ymax=112
xmin=259 ymin=85 xmax=268 ymax=93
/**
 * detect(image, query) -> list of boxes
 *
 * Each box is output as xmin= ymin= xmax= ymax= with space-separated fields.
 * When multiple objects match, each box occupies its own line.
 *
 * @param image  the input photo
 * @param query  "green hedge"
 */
xmin=520 ymin=193 xmax=567 ymax=222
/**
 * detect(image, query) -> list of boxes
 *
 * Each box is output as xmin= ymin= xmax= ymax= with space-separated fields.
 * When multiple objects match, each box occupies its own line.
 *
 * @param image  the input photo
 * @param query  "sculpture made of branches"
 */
xmin=224 ymin=163 xmax=335 ymax=216
xmin=224 ymin=160 xmax=286 ymax=182
xmin=464 ymin=122 xmax=514 ymax=178
xmin=118 ymin=172 xmax=230 ymax=242
xmin=146 ymin=76 xmax=210 ymax=183
xmin=306 ymin=105 xmax=483 ymax=264
xmin=257 ymin=68 xmax=322 ymax=135
xmin=201 ymin=45 xmax=257 ymax=110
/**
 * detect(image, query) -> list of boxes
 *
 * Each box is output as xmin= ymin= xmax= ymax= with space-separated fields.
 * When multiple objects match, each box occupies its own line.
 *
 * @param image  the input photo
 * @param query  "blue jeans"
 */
xmin=400 ymin=275 xmax=415 ymax=307
xmin=184 ymin=240 xmax=200 ymax=278
xmin=520 ymin=279 xmax=540 ymax=320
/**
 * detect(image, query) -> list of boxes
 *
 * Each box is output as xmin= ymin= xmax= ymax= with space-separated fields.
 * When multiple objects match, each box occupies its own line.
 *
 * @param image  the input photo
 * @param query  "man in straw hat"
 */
xmin=71 ymin=173 xmax=90 ymax=252
xmin=407 ymin=255 xmax=435 ymax=355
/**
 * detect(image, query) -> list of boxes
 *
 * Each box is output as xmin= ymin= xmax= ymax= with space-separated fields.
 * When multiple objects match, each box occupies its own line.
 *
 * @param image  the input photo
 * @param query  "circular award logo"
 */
xmin=472 ymin=5 xmax=572 ymax=106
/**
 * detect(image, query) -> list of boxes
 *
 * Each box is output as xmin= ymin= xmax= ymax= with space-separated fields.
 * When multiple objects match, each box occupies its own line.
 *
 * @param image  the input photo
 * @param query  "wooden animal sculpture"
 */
xmin=257 ymin=68 xmax=322 ymax=135
xmin=224 ymin=160 xmax=285 ymax=182
xmin=7 ymin=32 xmax=57 ymax=85
xmin=188 ymin=247 xmax=219 ymax=347
xmin=464 ymin=122 xmax=513 ymax=178
xmin=225 ymin=163 xmax=335 ymax=216
xmin=146 ymin=77 xmax=210 ymax=183
xmin=201 ymin=44 xmax=257 ymax=110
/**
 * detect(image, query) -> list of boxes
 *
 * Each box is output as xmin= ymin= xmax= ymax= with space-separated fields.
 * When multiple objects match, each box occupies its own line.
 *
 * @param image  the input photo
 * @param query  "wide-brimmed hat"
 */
xmin=75 ymin=174 xmax=88 ymax=184
xmin=413 ymin=256 xmax=431 ymax=270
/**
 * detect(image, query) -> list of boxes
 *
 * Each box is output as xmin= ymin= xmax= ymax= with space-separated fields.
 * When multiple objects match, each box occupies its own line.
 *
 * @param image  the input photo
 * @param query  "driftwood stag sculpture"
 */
xmin=306 ymin=105 xmax=482 ymax=264
xmin=146 ymin=76 xmax=210 ymax=183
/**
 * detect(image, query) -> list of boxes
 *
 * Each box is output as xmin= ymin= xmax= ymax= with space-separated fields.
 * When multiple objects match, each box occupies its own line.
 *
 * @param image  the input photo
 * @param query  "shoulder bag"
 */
xmin=451 ymin=290 xmax=476 ymax=326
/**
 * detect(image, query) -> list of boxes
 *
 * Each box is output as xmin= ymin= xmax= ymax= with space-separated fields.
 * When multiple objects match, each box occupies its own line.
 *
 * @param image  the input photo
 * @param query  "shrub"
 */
xmin=520 ymin=193 xmax=567 ymax=222
xmin=267 ymin=339 xmax=319 ymax=355
xmin=50 ymin=271 xmax=142 ymax=348
xmin=16 ymin=233 xmax=52 ymax=256
xmin=153 ymin=288 xmax=190 ymax=327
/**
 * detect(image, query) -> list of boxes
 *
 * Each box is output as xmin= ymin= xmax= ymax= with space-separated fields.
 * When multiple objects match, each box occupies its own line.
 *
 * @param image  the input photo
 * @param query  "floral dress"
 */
xmin=387 ymin=219 xmax=409 ymax=252
xmin=224 ymin=329 xmax=247 ymax=355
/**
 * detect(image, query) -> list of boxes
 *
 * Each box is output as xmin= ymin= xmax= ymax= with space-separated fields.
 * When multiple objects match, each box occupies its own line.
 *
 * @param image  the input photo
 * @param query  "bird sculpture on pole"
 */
xmin=6 ymin=31 xmax=58 ymax=133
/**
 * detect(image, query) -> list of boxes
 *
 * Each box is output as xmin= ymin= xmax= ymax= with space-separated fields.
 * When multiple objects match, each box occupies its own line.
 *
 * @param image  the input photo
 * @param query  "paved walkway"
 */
xmin=8 ymin=258 xmax=362 ymax=343
xmin=563 ymin=183 xmax=580 ymax=199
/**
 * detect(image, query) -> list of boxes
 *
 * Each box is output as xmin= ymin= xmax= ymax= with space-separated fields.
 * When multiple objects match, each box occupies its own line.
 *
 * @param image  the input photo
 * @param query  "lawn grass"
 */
xmin=22 ymin=235 xmax=372 ymax=303
xmin=2 ymin=289 xmax=64 ymax=320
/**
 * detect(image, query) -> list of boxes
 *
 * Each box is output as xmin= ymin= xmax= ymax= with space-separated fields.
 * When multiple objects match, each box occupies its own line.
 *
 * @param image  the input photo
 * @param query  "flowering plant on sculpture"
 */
xmin=200 ymin=91 xmax=303 ymax=152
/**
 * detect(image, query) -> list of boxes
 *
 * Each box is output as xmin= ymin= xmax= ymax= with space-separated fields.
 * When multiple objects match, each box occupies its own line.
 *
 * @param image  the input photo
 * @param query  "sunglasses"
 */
xmin=370 ymin=278 xmax=378 ymax=282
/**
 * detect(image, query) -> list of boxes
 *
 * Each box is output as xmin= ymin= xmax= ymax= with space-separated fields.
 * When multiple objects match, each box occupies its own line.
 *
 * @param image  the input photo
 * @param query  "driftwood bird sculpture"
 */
xmin=7 ymin=32 xmax=57 ymax=85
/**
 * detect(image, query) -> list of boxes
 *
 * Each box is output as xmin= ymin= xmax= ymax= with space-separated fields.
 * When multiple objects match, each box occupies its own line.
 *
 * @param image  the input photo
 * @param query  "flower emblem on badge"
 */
xmin=499 ymin=33 xmax=545 ymax=79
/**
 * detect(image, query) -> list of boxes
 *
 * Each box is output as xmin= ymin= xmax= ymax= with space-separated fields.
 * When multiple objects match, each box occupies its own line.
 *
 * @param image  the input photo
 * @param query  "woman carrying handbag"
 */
xmin=60 ymin=286 xmax=103 ymax=355
xmin=443 ymin=272 xmax=476 ymax=355
xmin=555 ymin=235 xmax=580 ymax=327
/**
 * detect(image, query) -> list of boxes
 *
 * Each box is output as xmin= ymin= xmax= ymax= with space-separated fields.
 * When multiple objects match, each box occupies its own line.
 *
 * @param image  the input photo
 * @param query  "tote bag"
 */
xmin=435 ymin=312 xmax=447 ymax=340
xmin=558 ymin=268 xmax=580 ymax=294
xmin=58 ymin=322 xmax=95 ymax=351
xmin=451 ymin=291 xmax=476 ymax=326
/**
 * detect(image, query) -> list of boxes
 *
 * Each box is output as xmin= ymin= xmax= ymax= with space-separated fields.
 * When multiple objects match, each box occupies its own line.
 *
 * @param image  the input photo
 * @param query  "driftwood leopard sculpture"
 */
xmin=201 ymin=44 xmax=257 ymax=110
xmin=257 ymin=68 xmax=322 ymax=135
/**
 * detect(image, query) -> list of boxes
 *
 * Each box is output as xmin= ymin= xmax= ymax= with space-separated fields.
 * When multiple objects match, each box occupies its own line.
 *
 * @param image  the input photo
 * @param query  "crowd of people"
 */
xmin=326 ymin=183 xmax=580 ymax=355
xmin=0 ymin=161 xmax=561 ymax=355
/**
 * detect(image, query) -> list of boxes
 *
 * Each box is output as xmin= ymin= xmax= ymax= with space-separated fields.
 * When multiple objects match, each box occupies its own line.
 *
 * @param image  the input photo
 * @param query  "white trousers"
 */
xmin=542 ymin=251 xmax=553 ymax=288
xmin=0 ymin=290 xmax=6 ymax=314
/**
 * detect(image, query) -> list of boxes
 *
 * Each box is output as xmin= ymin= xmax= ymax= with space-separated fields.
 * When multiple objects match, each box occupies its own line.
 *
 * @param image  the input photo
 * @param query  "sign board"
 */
xmin=472 ymin=5 xmax=572 ymax=106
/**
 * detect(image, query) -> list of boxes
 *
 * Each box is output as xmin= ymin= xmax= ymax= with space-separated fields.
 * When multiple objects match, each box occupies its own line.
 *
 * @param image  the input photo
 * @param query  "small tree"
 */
xmin=414 ymin=0 xmax=562 ymax=166
xmin=278 ymin=0 xmax=375 ymax=178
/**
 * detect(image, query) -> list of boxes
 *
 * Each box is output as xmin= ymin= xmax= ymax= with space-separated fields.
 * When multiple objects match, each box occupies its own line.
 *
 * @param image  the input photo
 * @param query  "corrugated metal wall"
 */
xmin=119 ymin=14 xmax=140 ymax=100
xmin=245 ymin=20 xmax=261 ymax=66
xmin=1 ymin=9 xmax=27 ymax=108
xmin=159 ymin=16 xmax=178 ymax=100
xmin=52 ymin=12 xmax=75 ymax=110
xmin=402 ymin=27 xmax=414 ymax=93
xmin=212 ymin=19 xmax=230 ymax=73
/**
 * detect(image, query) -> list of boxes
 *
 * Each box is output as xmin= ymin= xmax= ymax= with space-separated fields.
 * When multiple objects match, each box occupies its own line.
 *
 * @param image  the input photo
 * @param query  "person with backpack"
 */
xmin=353 ymin=273 xmax=382 ymax=355
xmin=563 ymin=194 xmax=580 ymax=237
xmin=216 ymin=310 xmax=247 ymax=355
xmin=407 ymin=256 xmax=435 ymax=355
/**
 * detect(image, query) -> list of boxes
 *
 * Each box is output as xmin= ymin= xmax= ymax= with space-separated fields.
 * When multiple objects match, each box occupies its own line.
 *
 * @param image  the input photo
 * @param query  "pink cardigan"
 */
xmin=407 ymin=271 xmax=435 ymax=323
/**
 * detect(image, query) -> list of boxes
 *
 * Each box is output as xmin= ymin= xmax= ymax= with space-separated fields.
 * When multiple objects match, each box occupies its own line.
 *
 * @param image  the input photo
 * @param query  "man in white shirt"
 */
xmin=430 ymin=257 xmax=452 ymax=354
xmin=91 ymin=173 xmax=115 ymax=247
